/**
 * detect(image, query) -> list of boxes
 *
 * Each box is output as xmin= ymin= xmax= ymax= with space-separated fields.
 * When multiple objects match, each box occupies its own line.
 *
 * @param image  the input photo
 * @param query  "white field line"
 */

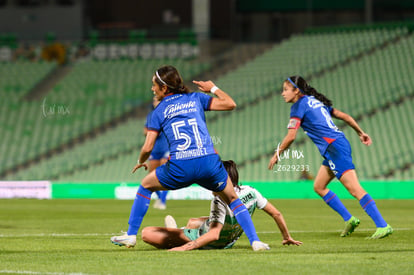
xmin=0 ymin=271 xmax=92 ymax=275
xmin=0 ymin=228 xmax=411 ymax=238
xmin=263 ymin=227 xmax=412 ymax=234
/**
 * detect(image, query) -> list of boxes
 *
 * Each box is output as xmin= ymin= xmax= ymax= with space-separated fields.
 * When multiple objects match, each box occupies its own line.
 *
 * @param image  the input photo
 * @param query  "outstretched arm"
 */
xmin=262 ymin=202 xmax=302 ymax=246
xmin=132 ymin=131 xmax=158 ymax=173
xmin=331 ymin=108 xmax=372 ymax=146
xmin=169 ymin=222 xmax=223 ymax=251
xmin=268 ymin=128 xmax=299 ymax=170
xmin=193 ymin=80 xmax=237 ymax=111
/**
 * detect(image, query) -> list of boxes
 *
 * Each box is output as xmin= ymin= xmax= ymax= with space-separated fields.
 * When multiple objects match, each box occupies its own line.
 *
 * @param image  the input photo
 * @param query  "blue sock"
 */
xmin=159 ymin=191 xmax=168 ymax=204
xmin=230 ymin=198 xmax=260 ymax=245
xmin=155 ymin=191 xmax=162 ymax=200
xmin=155 ymin=191 xmax=168 ymax=204
xmin=127 ymin=185 xmax=152 ymax=235
xmin=322 ymin=190 xmax=352 ymax=221
xmin=359 ymin=194 xmax=387 ymax=228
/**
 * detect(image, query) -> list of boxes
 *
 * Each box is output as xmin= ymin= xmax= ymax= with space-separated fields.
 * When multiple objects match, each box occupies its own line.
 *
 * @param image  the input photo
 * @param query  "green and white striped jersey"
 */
xmin=200 ymin=185 xmax=268 ymax=249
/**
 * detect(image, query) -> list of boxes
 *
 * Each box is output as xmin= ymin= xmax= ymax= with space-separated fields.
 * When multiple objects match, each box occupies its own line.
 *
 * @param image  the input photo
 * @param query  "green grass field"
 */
xmin=1 ymin=199 xmax=413 ymax=274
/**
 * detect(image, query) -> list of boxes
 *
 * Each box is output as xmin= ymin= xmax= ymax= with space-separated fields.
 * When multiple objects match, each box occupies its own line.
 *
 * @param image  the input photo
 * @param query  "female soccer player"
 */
xmin=141 ymin=160 xmax=302 ymax=250
xmin=111 ymin=65 xmax=269 ymax=251
xmin=268 ymin=76 xmax=393 ymax=239
xmin=144 ymin=97 xmax=170 ymax=210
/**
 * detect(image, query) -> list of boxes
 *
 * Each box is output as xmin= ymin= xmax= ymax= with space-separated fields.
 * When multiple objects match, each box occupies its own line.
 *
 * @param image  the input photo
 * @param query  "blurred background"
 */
xmin=0 ymin=0 xmax=413 ymax=198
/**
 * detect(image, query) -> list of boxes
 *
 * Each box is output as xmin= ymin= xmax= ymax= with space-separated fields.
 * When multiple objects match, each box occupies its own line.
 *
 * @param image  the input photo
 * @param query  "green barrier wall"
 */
xmin=249 ymin=181 xmax=414 ymax=199
xmin=52 ymin=181 xmax=414 ymax=199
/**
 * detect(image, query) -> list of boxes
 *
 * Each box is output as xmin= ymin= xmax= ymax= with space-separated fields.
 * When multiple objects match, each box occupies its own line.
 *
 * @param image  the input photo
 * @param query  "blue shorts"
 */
xmin=155 ymin=154 xmax=228 ymax=192
xmin=149 ymin=150 xmax=169 ymax=161
xmin=322 ymin=138 xmax=355 ymax=179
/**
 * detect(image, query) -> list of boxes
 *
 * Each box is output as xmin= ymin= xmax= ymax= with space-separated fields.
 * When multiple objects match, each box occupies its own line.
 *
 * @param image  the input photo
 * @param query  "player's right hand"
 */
xmin=282 ymin=238 xmax=303 ymax=246
xmin=132 ymin=163 xmax=148 ymax=173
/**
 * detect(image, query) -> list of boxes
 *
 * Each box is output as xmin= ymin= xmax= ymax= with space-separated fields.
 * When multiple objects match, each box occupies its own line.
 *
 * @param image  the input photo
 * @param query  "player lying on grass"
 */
xmin=141 ymin=160 xmax=303 ymax=251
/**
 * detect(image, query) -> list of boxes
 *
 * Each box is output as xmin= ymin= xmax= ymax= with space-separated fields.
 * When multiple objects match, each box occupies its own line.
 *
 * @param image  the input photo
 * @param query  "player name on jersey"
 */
xmin=175 ymin=147 xmax=208 ymax=159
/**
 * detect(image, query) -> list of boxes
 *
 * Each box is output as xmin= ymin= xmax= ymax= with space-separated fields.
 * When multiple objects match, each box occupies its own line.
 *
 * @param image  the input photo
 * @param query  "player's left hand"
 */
xmin=268 ymin=155 xmax=279 ymax=170
xmin=359 ymin=133 xmax=372 ymax=146
xmin=132 ymin=163 xmax=148 ymax=173
xmin=169 ymin=241 xmax=197 ymax=251
xmin=169 ymin=246 xmax=186 ymax=251
xmin=282 ymin=238 xmax=303 ymax=246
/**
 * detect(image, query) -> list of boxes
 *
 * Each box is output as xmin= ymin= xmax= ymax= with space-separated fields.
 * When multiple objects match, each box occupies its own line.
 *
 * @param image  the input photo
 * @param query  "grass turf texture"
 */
xmin=0 ymin=199 xmax=413 ymax=274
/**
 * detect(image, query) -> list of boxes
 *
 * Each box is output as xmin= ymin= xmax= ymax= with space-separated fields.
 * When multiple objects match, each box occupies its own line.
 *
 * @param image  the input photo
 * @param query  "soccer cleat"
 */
xmin=111 ymin=233 xmax=136 ymax=248
xmin=340 ymin=216 xmax=360 ymax=237
xmin=367 ymin=224 xmax=393 ymax=239
xmin=153 ymin=199 xmax=167 ymax=210
xmin=164 ymin=215 xmax=178 ymax=229
xmin=252 ymin=241 xmax=270 ymax=251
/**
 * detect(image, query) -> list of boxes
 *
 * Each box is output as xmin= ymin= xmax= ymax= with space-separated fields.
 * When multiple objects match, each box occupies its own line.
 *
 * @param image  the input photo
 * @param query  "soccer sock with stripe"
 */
xmin=127 ymin=185 xmax=152 ymax=235
xmin=230 ymin=198 xmax=260 ymax=244
xmin=322 ymin=190 xmax=352 ymax=221
xmin=359 ymin=193 xmax=387 ymax=228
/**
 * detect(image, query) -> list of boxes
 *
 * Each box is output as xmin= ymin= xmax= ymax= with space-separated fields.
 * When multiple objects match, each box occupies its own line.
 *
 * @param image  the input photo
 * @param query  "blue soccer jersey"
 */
xmin=147 ymin=92 xmax=215 ymax=161
xmin=145 ymin=111 xmax=169 ymax=156
xmin=288 ymin=95 xmax=345 ymax=155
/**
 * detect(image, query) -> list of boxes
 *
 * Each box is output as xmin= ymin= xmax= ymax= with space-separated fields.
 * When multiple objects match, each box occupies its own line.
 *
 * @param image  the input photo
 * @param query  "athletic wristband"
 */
xmin=210 ymin=86 xmax=219 ymax=94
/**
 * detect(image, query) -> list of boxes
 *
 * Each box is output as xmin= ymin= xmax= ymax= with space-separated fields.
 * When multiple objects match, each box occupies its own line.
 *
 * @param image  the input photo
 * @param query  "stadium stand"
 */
xmin=0 ymin=59 xmax=210 ymax=178
xmin=0 ymin=61 xmax=57 ymax=171
xmin=5 ymin=117 xmax=147 ymax=181
xmin=2 ymin=24 xmax=413 ymax=182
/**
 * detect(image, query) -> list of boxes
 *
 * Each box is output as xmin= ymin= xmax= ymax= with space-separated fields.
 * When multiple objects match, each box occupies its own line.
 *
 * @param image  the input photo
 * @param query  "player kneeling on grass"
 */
xmin=141 ymin=160 xmax=302 ymax=251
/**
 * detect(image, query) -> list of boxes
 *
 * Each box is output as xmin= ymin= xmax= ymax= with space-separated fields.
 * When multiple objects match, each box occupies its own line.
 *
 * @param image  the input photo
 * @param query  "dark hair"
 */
xmin=154 ymin=65 xmax=190 ymax=94
xmin=287 ymin=76 xmax=332 ymax=107
xmin=222 ymin=160 xmax=240 ymax=190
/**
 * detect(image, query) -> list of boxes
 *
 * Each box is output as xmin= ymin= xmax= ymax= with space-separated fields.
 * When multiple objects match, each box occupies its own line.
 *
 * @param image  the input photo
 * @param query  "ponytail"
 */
xmin=222 ymin=160 xmax=241 ymax=190
xmin=303 ymin=84 xmax=332 ymax=107
xmin=287 ymin=76 xmax=332 ymax=107
xmin=177 ymin=84 xmax=190 ymax=94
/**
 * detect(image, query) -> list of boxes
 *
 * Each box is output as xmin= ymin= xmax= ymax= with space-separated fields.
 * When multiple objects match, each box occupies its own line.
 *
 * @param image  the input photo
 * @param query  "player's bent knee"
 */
xmin=186 ymin=218 xmax=202 ymax=228
xmin=141 ymin=227 xmax=156 ymax=244
xmin=349 ymin=189 xmax=365 ymax=200
xmin=313 ymin=184 xmax=326 ymax=196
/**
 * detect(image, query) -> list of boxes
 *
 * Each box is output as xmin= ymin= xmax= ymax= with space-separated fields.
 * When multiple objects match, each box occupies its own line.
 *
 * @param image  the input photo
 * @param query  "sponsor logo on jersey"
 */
xmin=240 ymin=193 xmax=254 ymax=204
xmin=163 ymin=101 xmax=197 ymax=118
xmin=307 ymin=96 xmax=324 ymax=109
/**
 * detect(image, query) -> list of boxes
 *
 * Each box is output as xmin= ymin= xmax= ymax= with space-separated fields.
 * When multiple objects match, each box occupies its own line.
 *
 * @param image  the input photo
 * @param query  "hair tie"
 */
xmin=287 ymin=77 xmax=304 ymax=94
